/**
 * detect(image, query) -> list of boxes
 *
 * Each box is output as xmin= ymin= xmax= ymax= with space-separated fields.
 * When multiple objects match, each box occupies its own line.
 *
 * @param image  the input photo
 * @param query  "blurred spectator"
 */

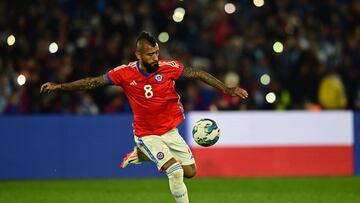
xmin=215 ymin=72 xmax=242 ymax=110
xmin=0 ymin=71 xmax=11 ymax=113
xmin=0 ymin=0 xmax=359 ymax=115
xmin=318 ymin=69 xmax=348 ymax=109
xmin=76 ymin=93 xmax=99 ymax=115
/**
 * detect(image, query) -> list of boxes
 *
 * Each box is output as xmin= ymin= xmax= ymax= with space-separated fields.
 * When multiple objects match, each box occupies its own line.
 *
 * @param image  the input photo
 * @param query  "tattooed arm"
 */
xmin=40 ymin=74 xmax=110 ymax=93
xmin=182 ymin=67 xmax=248 ymax=99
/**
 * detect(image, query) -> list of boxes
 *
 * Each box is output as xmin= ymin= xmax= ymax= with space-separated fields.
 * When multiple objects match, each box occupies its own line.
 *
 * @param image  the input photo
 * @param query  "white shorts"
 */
xmin=134 ymin=128 xmax=195 ymax=170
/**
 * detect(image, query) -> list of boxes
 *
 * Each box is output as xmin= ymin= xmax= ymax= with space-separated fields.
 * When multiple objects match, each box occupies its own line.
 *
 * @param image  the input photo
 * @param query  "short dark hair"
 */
xmin=136 ymin=31 xmax=157 ymax=50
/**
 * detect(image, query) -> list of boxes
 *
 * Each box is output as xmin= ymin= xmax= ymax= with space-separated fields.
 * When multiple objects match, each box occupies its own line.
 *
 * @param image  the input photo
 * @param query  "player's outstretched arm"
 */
xmin=183 ymin=67 xmax=248 ymax=99
xmin=40 ymin=74 xmax=110 ymax=93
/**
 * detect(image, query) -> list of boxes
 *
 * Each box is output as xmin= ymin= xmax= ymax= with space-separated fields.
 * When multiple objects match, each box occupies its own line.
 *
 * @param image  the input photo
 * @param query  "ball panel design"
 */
xmin=192 ymin=118 xmax=220 ymax=147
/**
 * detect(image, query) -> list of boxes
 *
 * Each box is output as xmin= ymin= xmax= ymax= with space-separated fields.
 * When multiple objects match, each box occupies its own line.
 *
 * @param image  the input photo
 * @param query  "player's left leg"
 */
xmin=161 ymin=128 xmax=197 ymax=178
xmin=182 ymin=164 xmax=196 ymax=178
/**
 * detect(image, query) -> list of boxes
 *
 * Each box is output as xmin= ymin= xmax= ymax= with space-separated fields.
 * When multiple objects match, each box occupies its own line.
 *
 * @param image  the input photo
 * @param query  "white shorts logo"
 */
xmin=157 ymin=152 xmax=164 ymax=160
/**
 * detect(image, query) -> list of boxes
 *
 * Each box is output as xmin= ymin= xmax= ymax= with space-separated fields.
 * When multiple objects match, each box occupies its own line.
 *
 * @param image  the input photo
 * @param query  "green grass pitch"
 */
xmin=1 ymin=177 xmax=360 ymax=203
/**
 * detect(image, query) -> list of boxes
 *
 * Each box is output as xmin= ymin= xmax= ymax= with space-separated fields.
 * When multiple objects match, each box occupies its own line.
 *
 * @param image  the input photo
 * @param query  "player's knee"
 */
xmin=183 ymin=164 xmax=197 ymax=179
xmin=166 ymin=162 xmax=184 ymax=184
xmin=161 ymin=158 xmax=178 ymax=171
xmin=184 ymin=170 xmax=196 ymax=179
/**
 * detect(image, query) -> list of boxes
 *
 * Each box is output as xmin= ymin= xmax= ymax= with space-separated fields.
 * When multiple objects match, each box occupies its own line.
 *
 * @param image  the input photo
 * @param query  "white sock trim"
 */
xmin=166 ymin=163 xmax=189 ymax=203
xmin=166 ymin=162 xmax=182 ymax=176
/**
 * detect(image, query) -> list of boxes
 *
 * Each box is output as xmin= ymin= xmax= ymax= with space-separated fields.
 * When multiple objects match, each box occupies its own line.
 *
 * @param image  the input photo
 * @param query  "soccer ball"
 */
xmin=192 ymin=118 xmax=220 ymax=147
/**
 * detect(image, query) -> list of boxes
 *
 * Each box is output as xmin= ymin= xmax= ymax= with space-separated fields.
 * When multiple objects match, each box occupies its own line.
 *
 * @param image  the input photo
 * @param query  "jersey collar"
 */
xmin=136 ymin=61 xmax=151 ymax=77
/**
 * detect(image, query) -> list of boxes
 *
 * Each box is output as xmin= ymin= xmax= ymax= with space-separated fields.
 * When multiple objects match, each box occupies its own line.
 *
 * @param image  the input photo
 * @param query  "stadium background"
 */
xmin=1 ymin=0 xmax=360 ymax=202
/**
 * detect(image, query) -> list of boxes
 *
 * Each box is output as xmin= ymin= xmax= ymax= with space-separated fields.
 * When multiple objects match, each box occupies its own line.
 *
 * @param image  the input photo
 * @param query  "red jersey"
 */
xmin=107 ymin=60 xmax=185 ymax=137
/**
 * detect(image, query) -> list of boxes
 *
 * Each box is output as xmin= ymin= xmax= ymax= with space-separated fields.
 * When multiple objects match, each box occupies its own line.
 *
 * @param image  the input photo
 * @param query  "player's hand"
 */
xmin=225 ymin=86 xmax=248 ymax=99
xmin=40 ymin=82 xmax=61 ymax=93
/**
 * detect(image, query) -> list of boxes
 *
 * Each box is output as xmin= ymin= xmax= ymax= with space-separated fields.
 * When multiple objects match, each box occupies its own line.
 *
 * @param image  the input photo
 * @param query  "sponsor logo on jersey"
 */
xmin=130 ymin=80 xmax=137 ymax=86
xmin=157 ymin=152 xmax=164 ymax=160
xmin=155 ymin=74 xmax=163 ymax=83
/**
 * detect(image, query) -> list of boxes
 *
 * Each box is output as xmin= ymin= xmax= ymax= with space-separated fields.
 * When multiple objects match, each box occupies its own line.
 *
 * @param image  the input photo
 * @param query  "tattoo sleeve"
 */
xmin=183 ymin=67 xmax=229 ymax=94
xmin=60 ymin=74 xmax=109 ymax=91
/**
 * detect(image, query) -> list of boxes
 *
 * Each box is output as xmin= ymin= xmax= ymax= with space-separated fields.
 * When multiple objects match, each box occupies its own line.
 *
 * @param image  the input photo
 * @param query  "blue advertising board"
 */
xmin=355 ymin=112 xmax=360 ymax=175
xmin=0 ymin=115 xmax=186 ymax=180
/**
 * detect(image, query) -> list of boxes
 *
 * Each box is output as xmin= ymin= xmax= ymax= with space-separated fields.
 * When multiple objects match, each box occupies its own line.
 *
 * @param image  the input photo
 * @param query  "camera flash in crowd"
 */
xmin=266 ymin=92 xmax=276 ymax=103
xmin=273 ymin=41 xmax=284 ymax=53
xmin=173 ymin=7 xmax=185 ymax=23
xmin=7 ymin=35 xmax=16 ymax=46
xmin=260 ymin=74 xmax=271 ymax=85
xmin=17 ymin=74 xmax=26 ymax=86
xmin=158 ymin=32 xmax=170 ymax=43
xmin=254 ymin=0 xmax=265 ymax=7
xmin=49 ymin=42 xmax=59 ymax=54
xmin=224 ymin=3 xmax=236 ymax=14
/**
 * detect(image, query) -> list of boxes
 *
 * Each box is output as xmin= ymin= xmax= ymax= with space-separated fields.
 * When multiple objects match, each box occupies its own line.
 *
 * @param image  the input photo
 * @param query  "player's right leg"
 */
xmin=120 ymin=146 xmax=142 ymax=168
xmin=120 ymin=140 xmax=151 ymax=169
xmin=182 ymin=164 xmax=196 ymax=178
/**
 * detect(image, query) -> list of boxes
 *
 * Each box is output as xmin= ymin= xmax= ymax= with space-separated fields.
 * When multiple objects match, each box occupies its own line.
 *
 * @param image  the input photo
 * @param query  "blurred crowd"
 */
xmin=0 ymin=0 xmax=360 ymax=115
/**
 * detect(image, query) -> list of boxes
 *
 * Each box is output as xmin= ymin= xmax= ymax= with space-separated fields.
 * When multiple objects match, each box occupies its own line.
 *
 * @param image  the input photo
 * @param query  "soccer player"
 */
xmin=40 ymin=31 xmax=248 ymax=203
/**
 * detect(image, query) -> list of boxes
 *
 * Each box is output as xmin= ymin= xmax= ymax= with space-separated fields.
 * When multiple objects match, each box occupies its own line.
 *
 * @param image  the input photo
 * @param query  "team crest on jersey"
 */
xmin=155 ymin=74 xmax=163 ymax=83
xmin=157 ymin=152 xmax=164 ymax=160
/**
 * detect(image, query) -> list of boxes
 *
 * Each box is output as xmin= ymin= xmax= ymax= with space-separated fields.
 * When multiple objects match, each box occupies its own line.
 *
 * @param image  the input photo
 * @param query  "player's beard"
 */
xmin=144 ymin=61 xmax=159 ymax=73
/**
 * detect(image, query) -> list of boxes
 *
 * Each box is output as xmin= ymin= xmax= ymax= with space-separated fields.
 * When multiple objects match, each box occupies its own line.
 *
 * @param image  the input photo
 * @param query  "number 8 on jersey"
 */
xmin=144 ymin=84 xmax=153 ymax=99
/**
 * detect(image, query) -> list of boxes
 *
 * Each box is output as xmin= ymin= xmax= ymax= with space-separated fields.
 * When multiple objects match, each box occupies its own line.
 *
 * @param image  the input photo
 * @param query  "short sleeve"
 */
xmin=107 ymin=65 xmax=126 ymax=86
xmin=172 ymin=60 xmax=185 ymax=80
